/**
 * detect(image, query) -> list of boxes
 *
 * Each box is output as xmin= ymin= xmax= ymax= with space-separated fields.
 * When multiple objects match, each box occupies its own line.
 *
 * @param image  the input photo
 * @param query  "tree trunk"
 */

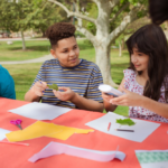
xmin=119 ymin=42 xmax=122 ymax=57
xmin=95 ymin=44 xmax=118 ymax=87
xmin=42 ymin=30 xmax=46 ymax=37
xmin=21 ymin=30 xmax=26 ymax=50
xmin=122 ymin=38 xmax=125 ymax=50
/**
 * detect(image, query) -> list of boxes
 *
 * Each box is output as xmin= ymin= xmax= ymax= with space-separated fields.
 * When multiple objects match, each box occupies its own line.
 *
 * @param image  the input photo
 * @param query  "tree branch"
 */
xmin=76 ymin=25 xmax=95 ymax=43
xmin=48 ymin=0 xmax=96 ymax=24
xmin=110 ymin=2 xmax=130 ymax=22
xmin=106 ymin=7 xmax=139 ymax=45
xmin=109 ymin=0 xmax=121 ymax=9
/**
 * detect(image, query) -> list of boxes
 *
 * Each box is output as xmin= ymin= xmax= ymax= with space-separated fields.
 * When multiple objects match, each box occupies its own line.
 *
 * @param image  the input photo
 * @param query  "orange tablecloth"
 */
xmin=0 ymin=98 xmax=167 ymax=168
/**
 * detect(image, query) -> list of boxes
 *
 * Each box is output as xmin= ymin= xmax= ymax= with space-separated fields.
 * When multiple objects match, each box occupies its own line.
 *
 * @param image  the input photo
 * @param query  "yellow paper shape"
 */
xmin=6 ymin=121 xmax=61 ymax=142
xmin=47 ymin=125 xmax=94 ymax=140
xmin=6 ymin=121 xmax=94 ymax=142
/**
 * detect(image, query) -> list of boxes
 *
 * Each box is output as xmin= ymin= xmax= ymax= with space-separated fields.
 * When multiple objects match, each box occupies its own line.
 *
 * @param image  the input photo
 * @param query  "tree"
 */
xmin=0 ymin=0 xmax=32 ymax=50
xmin=0 ymin=0 xmax=66 ymax=50
xmin=45 ymin=0 xmax=148 ymax=86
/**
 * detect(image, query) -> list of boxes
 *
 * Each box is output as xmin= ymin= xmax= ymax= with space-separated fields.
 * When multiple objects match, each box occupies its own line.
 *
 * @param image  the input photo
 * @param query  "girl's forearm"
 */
xmin=141 ymin=96 xmax=168 ymax=119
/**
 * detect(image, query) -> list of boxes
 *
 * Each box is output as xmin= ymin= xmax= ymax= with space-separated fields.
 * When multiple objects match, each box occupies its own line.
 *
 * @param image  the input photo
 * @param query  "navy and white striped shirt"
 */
xmin=32 ymin=59 xmax=103 ymax=108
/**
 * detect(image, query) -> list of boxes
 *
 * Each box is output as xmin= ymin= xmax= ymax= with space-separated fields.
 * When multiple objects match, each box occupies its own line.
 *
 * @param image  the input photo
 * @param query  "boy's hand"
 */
xmin=31 ymin=81 xmax=48 ymax=97
xmin=53 ymin=87 xmax=76 ymax=102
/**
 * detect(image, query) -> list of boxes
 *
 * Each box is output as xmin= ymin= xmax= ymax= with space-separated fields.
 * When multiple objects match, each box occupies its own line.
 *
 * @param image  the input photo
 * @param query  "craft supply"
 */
xmin=6 ymin=121 xmax=94 ymax=142
xmin=86 ymin=112 xmax=160 ymax=142
xmin=136 ymin=150 xmax=168 ymax=168
xmin=9 ymin=102 xmax=71 ymax=120
xmin=28 ymin=141 xmax=126 ymax=163
xmin=107 ymin=122 xmax=111 ymax=131
xmin=98 ymin=84 xmax=124 ymax=97
xmin=116 ymin=118 xmax=135 ymax=126
xmin=116 ymin=129 xmax=134 ymax=132
xmin=0 ymin=128 xmax=11 ymax=140
xmin=10 ymin=120 xmax=22 ymax=130
xmin=47 ymin=84 xmax=58 ymax=90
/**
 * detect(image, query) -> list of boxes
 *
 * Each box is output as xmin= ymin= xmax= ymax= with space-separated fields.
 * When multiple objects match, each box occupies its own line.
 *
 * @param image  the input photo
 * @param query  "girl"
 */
xmin=103 ymin=24 xmax=168 ymax=123
xmin=149 ymin=0 xmax=168 ymax=25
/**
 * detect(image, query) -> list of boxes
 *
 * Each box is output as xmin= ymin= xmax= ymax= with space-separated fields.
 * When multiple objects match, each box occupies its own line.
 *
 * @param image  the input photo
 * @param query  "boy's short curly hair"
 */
xmin=46 ymin=22 xmax=76 ymax=47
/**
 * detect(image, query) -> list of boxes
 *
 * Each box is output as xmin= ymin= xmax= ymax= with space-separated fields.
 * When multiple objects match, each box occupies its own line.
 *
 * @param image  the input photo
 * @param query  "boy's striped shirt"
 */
xmin=32 ymin=59 xmax=103 ymax=108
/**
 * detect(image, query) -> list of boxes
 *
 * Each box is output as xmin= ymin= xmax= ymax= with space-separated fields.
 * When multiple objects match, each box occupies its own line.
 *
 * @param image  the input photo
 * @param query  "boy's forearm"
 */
xmin=71 ymin=93 xmax=104 ymax=112
xmin=24 ymin=89 xmax=40 ymax=102
xmin=104 ymin=100 xmax=117 ymax=112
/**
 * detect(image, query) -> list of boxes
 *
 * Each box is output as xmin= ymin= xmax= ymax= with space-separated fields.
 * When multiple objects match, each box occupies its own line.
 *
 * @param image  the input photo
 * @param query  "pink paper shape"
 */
xmin=28 ymin=142 xmax=125 ymax=163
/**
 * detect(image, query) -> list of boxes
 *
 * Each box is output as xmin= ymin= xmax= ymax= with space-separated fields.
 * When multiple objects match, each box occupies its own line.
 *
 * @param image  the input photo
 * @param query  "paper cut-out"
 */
xmin=29 ymin=142 xmax=126 ymax=163
xmin=86 ymin=112 xmax=160 ymax=142
xmin=9 ymin=102 xmax=71 ymax=120
xmin=6 ymin=121 xmax=94 ymax=142
xmin=136 ymin=150 xmax=168 ymax=168
xmin=0 ymin=128 xmax=10 ymax=141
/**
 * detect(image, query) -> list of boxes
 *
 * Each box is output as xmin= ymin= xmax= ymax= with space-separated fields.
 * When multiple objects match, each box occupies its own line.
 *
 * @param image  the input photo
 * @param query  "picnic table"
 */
xmin=0 ymin=98 xmax=167 ymax=168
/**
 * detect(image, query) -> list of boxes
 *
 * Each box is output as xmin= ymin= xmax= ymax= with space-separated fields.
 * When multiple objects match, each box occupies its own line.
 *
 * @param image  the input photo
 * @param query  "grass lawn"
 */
xmin=2 ymin=39 xmax=129 ymax=116
xmin=0 ymin=40 xmax=50 ymax=61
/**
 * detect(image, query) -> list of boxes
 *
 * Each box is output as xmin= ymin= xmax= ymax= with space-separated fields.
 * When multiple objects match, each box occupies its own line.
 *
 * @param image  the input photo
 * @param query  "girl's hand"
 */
xmin=31 ymin=81 xmax=48 ymax=97
xmin=53 ymin=87 xmax=76 ymax=102
xmin=102 ymin=92 xmax=114 ymax=103
xmin=111 ymin=87 xmax=143 ymax=107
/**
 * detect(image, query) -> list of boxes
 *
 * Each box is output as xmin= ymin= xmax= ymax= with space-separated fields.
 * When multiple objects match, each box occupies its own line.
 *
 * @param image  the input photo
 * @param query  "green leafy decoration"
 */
xmin=116 ymin=118 xmax=135 ymax=126
xmin=47 ymin=84 xmax=58 ymax=91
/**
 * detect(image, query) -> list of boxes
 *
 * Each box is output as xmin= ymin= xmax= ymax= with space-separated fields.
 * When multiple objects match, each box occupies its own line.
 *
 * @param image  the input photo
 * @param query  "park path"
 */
xmin=0 ymin=37 xmax=86 ymax=65
xmin=0 ymin=54 xmax=53 ymax=65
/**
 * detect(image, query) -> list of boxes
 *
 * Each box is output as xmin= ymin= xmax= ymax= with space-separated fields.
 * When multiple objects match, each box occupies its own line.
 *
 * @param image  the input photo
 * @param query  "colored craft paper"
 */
xmin=9 ymin=102 xmax=71 ymax=120
xmin=86 ymin=112 xmax=160 ymax=142
xmin=135 ymin=150 xmax=168 ymax=168
xmin=29 ymin=141 xmax=126 ymax=163
xmin=6 ymin=121 xmax=94 ymax=142
xmin=0 ymin=128 xmax=10 ymax=140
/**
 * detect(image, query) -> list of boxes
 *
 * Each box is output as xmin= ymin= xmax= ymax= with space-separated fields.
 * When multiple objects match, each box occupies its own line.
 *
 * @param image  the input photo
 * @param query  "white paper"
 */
xmin=98 ymin=84 xmax=124 ymax=96
xmin=86 ymin=112 xmax=160 ymax=142
xmin=9 ymin=102 xmax=71 ymax=120
xmin=135 ymin=150 xmax=168 ymax=168
xmin=0 ymin=128 xmax=10 ymax=141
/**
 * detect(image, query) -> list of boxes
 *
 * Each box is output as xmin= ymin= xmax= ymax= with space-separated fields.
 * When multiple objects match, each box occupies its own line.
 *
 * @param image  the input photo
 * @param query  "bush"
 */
xmin=75 ymin=31 xmax=85 ymax=38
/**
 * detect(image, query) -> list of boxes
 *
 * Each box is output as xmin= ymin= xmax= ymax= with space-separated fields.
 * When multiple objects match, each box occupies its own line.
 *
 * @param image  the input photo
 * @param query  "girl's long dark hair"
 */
xmin=149 ymin=0 xmax=168 ymax=25
xmin=126 ymin=24 xmax=168 ymax=103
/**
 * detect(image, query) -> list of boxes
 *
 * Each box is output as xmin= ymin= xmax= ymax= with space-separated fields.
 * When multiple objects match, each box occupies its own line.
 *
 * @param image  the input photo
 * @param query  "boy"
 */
xmin=25 ymin=22 xmax=104 ymax=112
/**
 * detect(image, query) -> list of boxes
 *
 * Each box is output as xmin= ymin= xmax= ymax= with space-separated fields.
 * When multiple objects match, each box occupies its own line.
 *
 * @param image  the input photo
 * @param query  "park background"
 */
xmin=0 ymin=0 xmax=168 ymax=115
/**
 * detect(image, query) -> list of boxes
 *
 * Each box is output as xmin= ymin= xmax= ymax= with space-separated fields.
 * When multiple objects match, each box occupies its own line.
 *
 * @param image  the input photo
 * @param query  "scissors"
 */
xmin=10 ymin=119 xmax=22 ymax=130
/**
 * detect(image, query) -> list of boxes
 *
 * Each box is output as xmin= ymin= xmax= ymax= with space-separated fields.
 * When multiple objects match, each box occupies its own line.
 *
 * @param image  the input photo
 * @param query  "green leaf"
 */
xmin=116 ymin=118 xmax=135 ymax=126
xmin=47 ymin=84 xmax=58 ymax=91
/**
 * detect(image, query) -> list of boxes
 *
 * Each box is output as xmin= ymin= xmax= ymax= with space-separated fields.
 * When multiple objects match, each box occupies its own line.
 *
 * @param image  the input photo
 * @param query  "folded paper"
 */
xmin=29 ymin=141 xmax=126 ymax=163
xmin=6 ymin=121 xmax=94 ymax=142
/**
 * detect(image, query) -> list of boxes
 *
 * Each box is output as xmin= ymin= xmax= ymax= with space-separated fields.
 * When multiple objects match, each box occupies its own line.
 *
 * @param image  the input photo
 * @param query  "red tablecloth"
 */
xmin=0 ymin=98 xmax=167 ymax=168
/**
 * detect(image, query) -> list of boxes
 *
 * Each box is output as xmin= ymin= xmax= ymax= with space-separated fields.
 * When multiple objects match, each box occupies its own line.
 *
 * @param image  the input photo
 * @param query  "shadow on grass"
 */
xmin=7 ymin=43 xmax=92 ymax=52
xmin=8 ymin=45 xmax=49 ymax=52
